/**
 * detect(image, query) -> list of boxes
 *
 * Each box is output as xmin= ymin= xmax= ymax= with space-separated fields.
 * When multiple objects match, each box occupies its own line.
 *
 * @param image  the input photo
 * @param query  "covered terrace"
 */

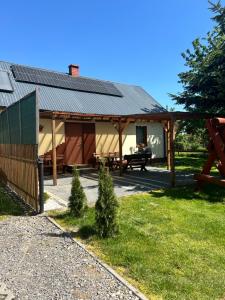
xmin=40 ymin=110 xmax=215 ymax=188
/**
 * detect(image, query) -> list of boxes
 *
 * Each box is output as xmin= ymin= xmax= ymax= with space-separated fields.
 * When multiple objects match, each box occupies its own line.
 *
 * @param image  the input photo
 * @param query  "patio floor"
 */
xmin=44 ymin=167 xmax=195 ymax=210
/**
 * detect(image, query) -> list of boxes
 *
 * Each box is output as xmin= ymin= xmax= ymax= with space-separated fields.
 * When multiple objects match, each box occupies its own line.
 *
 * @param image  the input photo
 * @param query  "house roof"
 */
xmin=0 ymin=61 xmax=166 ymax=116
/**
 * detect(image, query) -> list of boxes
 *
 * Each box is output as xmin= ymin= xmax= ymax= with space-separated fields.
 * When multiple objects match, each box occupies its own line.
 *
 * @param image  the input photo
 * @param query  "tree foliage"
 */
xmin=68 ymin=167 xmax=87 ymax=217
xmin=170 ymin=1 xmax=225 ymax=114
xmin=175 ymin=129 xmax=208 ymax=152
xmin=95 ymin=165 xmax=119 ymax=238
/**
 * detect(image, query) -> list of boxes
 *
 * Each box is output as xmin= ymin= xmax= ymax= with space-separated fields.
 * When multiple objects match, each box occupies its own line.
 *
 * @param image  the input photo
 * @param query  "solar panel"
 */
xmin=0 ymin=70 xmax=13 ymax=92
xmin=11 ymin=65 xmax=123 ymax=97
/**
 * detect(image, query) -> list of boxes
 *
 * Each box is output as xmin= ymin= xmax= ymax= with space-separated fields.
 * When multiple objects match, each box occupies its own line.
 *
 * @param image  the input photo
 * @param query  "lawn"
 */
xmin=0 ymin=185 xmax=23 ymax=220
xmin=155 ymin=151 xmax=218 ymax=175
xmin=51 ymin=184 xmax=225 ymax=300
xmin=175 ymin=151 xmax=219 ymax=174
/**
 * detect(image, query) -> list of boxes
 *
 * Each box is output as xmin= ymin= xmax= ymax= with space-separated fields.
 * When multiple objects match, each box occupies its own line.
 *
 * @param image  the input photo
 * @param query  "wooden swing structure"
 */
xmin=195 ymin=118 xmax=225 ymax=187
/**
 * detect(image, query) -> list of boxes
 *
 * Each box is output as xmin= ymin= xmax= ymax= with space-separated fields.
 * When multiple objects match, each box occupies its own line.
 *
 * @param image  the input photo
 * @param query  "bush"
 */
xmin=68 ymin=167 xmax=87 ymax=217
xmin=190 ymin=142 xmax=199 ymax=151
xmin=175 ymin=132 xmax=205 ymax=152
xmin=95 ymin=165 xmax=119 ymax=238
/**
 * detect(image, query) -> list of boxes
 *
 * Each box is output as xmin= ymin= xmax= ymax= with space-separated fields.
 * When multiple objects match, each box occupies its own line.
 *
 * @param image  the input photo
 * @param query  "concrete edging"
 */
xmin=47 ymin=216 xmax=149 ymax=300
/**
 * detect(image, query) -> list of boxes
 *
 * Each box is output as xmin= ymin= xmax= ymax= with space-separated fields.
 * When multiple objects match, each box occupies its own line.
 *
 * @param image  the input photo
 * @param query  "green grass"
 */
xmin=44 ymin=192 xmax=50 ymax=202
xmin=0 ymin=186 xmax=23 ymax=220
xmin=175 ymin=152 xmax=218 ymax=174
xmin=51 ymin=185 xmax=225 ymax=300
xmin=154 ymin=152 xmax=218 ymax=175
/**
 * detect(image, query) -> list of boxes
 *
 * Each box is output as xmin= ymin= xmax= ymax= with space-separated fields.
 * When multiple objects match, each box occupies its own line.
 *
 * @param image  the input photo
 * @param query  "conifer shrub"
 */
xmin=68 ymin=167 xmax=87 ymax=217
xmin=95 ymin=165 xmax=119 ymax=238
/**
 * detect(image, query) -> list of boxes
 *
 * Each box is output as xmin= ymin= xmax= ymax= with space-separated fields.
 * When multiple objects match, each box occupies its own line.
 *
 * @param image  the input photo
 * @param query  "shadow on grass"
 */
xmin=71 ymin=225 xmax=96 ymax=240
xmin=150 ymin=184 xmax=225 ymax=203
xmin=51 ymin=211 xmax=96 ymax=240
xmin=175 ymin=156 xmax=206 ymax=170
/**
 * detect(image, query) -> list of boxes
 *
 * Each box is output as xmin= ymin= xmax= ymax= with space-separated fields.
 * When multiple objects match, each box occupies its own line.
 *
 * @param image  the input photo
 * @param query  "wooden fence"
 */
xmin=0 ymin=144 xmax=39 ymax=211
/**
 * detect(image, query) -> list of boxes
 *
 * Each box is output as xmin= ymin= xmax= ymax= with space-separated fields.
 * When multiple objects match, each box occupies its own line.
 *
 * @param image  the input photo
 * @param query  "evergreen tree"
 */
xmin=68 ymin=167 xmax=87 ymax=217
xmin=95 ymin=165 xmax=119 ymax=238
xmin=170 ymin=1 xmax=225 ymax=114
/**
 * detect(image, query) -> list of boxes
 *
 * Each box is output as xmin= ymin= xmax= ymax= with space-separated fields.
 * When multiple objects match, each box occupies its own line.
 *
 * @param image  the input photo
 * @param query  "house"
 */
xmin=0 ymin=60 xmax=167 ymax=167
xmin=0 ymin=60 xmax=214 ymax=211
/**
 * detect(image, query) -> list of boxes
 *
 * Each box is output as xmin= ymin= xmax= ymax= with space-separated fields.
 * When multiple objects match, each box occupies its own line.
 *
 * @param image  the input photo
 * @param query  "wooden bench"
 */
xmin=123 ymin=153 xmax=152 ymax=171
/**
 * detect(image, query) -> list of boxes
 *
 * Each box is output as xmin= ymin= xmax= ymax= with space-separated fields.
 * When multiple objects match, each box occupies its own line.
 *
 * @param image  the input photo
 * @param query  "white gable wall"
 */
xmin=122 ymin=122 xmax=165 ymax=158
xmin=96 ymin=121 xmax=165 ymax=158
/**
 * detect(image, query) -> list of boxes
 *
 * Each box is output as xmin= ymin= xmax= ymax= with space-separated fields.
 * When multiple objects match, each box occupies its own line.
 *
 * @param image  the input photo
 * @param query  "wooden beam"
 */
xmin=121 ymin=118 xmax=132 ymax=132
xmin=112 ymin=118 xmax=131 ymax=176
xmin=111 ymin=118 xmax=131 ymax=133
xmin=40 ymin=110 xmax=222 ymax=123
xmin=118 ymin=119 xmax=123 ymax=176
xmin=52 ymin=117 xmax=57 ymax=186
xmin=195 ymin=174 xmax=225 ymax=188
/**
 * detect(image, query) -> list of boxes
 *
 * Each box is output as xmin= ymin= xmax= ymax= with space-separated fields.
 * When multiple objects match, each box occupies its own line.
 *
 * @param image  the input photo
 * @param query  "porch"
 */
xmin=44 ymin=166 xmax=194 ymax=209
xmin=40 ymin=110 xmax=214 ymax=189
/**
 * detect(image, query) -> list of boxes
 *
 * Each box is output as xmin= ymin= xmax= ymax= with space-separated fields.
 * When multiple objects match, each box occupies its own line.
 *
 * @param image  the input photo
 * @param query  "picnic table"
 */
xmin=40 ymin=154 xmax=65 ymax=174
xmin=93 ymin=152 xmax=120 ymax=170
xmin=93 ymin=149 xmax=152 ymax=172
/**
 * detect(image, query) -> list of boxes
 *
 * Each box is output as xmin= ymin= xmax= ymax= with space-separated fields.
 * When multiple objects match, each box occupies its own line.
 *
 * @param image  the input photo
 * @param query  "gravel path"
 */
xmin=0 ymin=216 xmax=141 ymax=300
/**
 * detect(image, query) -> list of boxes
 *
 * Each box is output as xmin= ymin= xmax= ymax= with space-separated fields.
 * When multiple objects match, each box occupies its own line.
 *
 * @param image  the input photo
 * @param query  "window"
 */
xmin=136 ymin=126 xmax=147 ymax=145
xmin=0 ymin=70 xmax=13 ymax=92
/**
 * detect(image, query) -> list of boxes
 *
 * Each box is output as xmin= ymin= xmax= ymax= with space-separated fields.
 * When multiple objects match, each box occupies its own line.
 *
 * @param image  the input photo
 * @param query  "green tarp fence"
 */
xmin=0 ymin=90 xmax=39 ymax=145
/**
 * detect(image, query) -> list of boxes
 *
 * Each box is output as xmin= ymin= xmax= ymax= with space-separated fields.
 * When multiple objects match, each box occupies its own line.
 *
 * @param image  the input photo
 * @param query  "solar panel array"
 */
xmin=11 ymin=65 xmax=123 ymax=97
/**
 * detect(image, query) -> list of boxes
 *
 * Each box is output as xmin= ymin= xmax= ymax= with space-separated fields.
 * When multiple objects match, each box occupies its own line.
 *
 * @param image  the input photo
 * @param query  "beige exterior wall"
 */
xmin=38 ymin=119 xmax=165 ymax=158
xmin=95 ymin=122 xmax=119 ymax=154
xmin=39 ymin=118 xmax=65 ymax=155
xmin=95 ymin=121 xmax=165 ymax=158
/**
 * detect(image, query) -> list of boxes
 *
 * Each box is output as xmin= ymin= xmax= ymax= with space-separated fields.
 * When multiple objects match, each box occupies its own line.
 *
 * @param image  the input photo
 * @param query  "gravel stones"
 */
xmin=0 ymin=282 xmax=15 ymax=299
xmin=0 ymin=216 xmax=142 ymax=300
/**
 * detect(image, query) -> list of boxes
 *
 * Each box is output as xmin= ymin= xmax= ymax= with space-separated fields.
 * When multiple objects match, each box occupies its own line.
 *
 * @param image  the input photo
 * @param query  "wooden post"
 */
xmin=52 ymin=117 xmax=57 ymax=186
xmin=169 ymin=118 xmax=175 ymax=187
xmin=118 ymin=119 xmax=123 ymax=176
xmin=112 ymin=118 xmax=131 ymax=176
xmin=166 ymin=121 xmax=170 ymax=170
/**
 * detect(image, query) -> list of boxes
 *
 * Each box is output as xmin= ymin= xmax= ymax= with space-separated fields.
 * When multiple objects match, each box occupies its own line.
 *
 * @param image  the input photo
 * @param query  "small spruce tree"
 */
xmin=68 ymin=167 xmax=87 ymax=217
xmin=95 ymin=165 xmax=119 ymax=238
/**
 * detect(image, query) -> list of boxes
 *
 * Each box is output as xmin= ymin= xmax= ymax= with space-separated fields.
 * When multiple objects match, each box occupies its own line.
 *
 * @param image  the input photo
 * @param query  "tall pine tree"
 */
xmin=170 ymin=1 xmax=225 ymax=115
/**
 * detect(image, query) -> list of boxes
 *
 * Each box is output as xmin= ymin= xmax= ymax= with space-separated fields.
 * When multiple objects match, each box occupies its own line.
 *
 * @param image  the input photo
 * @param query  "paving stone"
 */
xmin=44 ymin=167 xmax=194 ymax=210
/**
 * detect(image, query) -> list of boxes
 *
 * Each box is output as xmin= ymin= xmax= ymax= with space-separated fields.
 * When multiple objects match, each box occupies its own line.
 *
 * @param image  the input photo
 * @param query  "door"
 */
xmin=65 ymin=123 xmax=83 ymax=165
xmin=83 ymin=123 xmax=96 ymax=164
xmin=64 ymin=122 xmax=96 ymax=165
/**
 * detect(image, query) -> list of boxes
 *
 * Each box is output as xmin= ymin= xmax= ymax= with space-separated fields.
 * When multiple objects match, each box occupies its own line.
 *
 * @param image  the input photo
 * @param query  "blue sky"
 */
xmin=1 ymin=0 xmax=222 ymax=110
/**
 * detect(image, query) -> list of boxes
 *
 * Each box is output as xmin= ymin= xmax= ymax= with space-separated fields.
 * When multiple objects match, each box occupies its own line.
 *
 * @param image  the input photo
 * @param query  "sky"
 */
xmin=1 ymin=0 xmax=223 ymax=110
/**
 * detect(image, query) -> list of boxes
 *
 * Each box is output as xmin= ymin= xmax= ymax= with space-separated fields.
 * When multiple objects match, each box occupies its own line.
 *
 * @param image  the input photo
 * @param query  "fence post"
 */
xmin=38 ymin=157 xmax=44 ymax=213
